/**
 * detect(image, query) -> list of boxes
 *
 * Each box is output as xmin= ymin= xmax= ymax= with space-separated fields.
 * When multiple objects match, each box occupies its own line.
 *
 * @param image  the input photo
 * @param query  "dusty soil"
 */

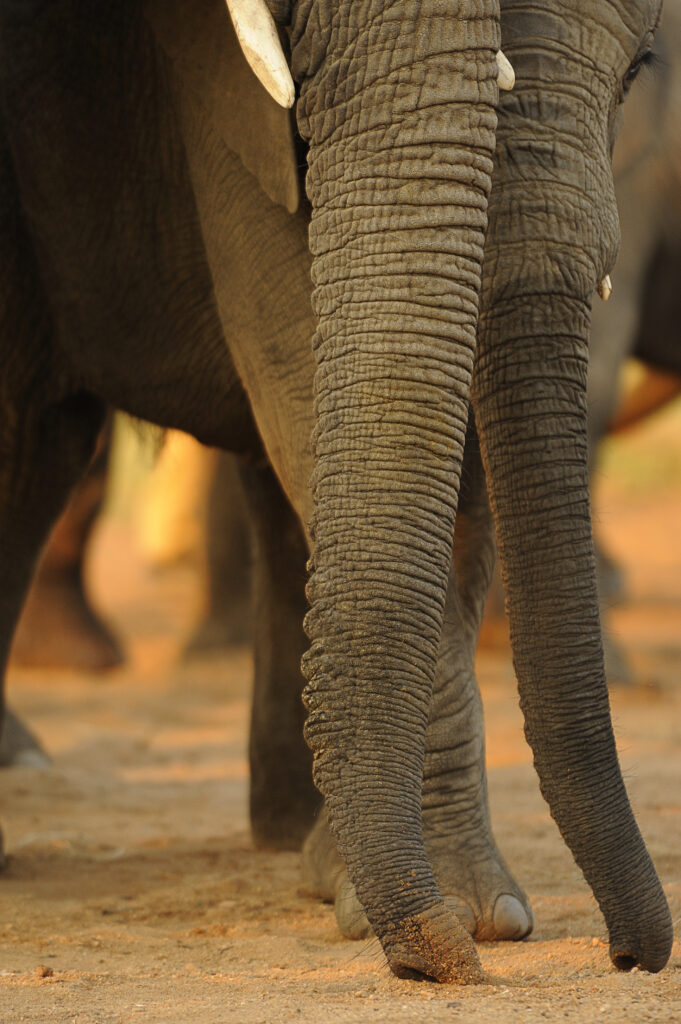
xmin=1 ymin=418 xmax=680 ymax=1023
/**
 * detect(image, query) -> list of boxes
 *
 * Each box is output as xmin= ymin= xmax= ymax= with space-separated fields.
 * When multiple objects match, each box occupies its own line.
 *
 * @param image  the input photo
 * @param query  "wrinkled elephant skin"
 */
xmin=0 ymin=0 xmax=672 ymax=981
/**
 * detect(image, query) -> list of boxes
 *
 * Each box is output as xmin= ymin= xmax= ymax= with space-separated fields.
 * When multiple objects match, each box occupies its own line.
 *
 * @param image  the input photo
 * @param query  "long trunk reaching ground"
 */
xmin=474 ymin=291 xmax=672 ymax=971
xmin=291 ymin=0 xmax=502 ymax=980
xmin=473 ymin=9 xmax=673 ymax=967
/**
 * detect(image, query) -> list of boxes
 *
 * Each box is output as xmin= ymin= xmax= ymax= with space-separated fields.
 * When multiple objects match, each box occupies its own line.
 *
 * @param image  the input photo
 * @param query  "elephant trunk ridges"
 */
xmin=473 ymin=16 xmax=673 ymax=974
xmin=290 ymin=0 xmax=500 ymax=981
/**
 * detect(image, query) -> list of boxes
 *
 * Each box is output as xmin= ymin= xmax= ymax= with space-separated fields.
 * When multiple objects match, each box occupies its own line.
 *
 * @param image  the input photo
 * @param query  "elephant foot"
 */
xmin=302 ymin=814 xmax=484 ymax=983
xmin=302 ymin=808 xmax=372 ymax=938
xmin=424 ymin=828 xmax=533 ymax=942
xmin=301 ymin=807 xmax=532 ymax=944
xmin=301 ymin=808 xmax=347 ymax=896
xmin=0 ymin=708 xmax=50 ymax=768
xmin=11 ymin=570 xmax=124 ymax=673
xmin=383 ymin=903 xmax=484 ymax=984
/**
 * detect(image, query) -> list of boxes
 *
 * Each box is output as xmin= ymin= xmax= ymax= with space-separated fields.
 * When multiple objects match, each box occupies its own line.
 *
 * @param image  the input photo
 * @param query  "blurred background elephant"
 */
xmin=589 ymin=0 xmax=681 ymax=682
xmin=10 ymin=427 xmax=251 ymax=673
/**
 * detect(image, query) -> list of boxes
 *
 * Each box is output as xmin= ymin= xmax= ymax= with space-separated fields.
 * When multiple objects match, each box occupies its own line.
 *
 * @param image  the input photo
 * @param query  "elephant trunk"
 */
xmin=473 ymin=30 xmax=673 ymax=973
xmin=290 ymin=0 xmax=501 ymax=979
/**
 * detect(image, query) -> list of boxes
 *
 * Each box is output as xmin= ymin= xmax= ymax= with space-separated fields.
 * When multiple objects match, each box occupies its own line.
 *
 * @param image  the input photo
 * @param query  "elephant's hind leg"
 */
xmin=237 ymin=458 xmax=321 ymax=850
xmin=420 ymin=611 xmax=533 ymax=942
xmin=417 ymin=424 xmax=532 ymax=942
xmin=183 ymin=452 xmax=252 ymax=656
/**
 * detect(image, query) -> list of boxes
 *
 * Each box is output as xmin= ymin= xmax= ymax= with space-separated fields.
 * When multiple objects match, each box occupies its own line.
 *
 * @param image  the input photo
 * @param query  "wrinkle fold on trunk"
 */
xmin=290 ymin=0 xmax=501 ymax=950
xmin=473 ymin=17 xmax=673 ymax=973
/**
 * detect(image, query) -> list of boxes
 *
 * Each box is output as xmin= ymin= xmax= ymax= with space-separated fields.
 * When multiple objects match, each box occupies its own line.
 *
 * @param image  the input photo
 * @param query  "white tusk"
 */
xmin=225 ymin=0 xmax=295 ymax=108
xmin=597 ymin=275 xmax=613 ymax=302
xmin=497 ymin=50 xmax=515 ymax=91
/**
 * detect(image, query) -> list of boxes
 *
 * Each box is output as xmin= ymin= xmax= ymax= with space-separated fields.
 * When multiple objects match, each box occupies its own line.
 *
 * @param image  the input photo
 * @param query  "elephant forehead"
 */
xmin=500 ymin=0 xmax=662 ymax=74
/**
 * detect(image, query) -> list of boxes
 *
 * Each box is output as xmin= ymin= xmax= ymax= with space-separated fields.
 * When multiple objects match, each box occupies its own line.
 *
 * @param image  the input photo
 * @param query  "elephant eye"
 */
xmin=623 ymin=48 xmax=659 ymax=95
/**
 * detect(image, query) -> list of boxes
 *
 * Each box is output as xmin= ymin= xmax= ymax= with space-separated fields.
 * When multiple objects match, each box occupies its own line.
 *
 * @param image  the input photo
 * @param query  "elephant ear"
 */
xmin=145 ymin=0 xmax=300 ymax=214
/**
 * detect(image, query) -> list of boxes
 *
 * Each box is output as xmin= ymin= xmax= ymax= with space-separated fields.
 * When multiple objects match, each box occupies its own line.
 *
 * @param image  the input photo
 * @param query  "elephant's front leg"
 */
xmin=422 ymin=423 xmax=532 ymax=941
xmin=304 ymin=424 xmax=532 ymax=942
xmin=236 ymin=455 xmax=322 ymax=850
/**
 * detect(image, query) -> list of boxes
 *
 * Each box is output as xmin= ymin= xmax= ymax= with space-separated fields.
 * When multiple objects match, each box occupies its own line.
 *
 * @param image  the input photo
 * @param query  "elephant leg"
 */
xmin=0 ymin=708 xmax=48 ymax=768
xmin=10 ymin=418 xmax=124 ymax=673
xmin=0 ymin=392 xmax=107 ymax=765
xmin=184 ymin=451 xmax=252 ymax=657
xmin=303 ymin=421 xmax=532 ymax=941
xmin=420 ymin=429 xmax=533 ymax=941
xmin=236 ymin=457 xmax=321 ymax=850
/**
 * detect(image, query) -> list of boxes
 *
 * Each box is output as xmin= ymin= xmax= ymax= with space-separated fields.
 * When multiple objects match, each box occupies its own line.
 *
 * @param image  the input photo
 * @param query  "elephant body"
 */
xmin=588 ymin=0 xmax=681 ymax=678
xmin=0 ymin=0 xmax=672 ymax=980
xmin=590 ymin=0 xmax=681 ymax=439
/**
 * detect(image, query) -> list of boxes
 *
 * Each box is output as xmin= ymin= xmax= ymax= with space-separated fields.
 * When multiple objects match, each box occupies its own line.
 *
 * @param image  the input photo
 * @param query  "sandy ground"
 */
xmin=1 ymin=418 xmax=680 ymax=1023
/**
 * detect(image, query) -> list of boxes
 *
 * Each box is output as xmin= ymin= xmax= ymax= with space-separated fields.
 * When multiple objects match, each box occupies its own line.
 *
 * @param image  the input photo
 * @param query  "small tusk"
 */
xmin=597 ymin=275 xmax=613 ymax=302
xmin=497 ymin=50 xmax=515 ymax=91
xmin=225 ymin=0 xmax=295 ymax=108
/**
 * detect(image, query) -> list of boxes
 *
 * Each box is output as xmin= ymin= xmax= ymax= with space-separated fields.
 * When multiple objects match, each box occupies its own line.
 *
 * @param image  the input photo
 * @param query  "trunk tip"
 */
xmin=609 ymin=919 xmax=673 ymax=975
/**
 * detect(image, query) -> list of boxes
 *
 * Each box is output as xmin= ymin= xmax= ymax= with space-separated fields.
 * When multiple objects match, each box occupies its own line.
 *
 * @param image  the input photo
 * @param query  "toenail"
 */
xmin=492 ymin=894 xmax=532 ymax=940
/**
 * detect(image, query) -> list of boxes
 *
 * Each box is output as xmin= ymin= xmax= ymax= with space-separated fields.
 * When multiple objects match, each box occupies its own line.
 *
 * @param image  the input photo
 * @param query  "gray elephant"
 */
xmin=588 ymin=0 xmax=681 ymax=680
xmin=590 ymin=0 xmax=681 ymax=449
xmin=0 ymin=0 xmax=672 ymax=982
